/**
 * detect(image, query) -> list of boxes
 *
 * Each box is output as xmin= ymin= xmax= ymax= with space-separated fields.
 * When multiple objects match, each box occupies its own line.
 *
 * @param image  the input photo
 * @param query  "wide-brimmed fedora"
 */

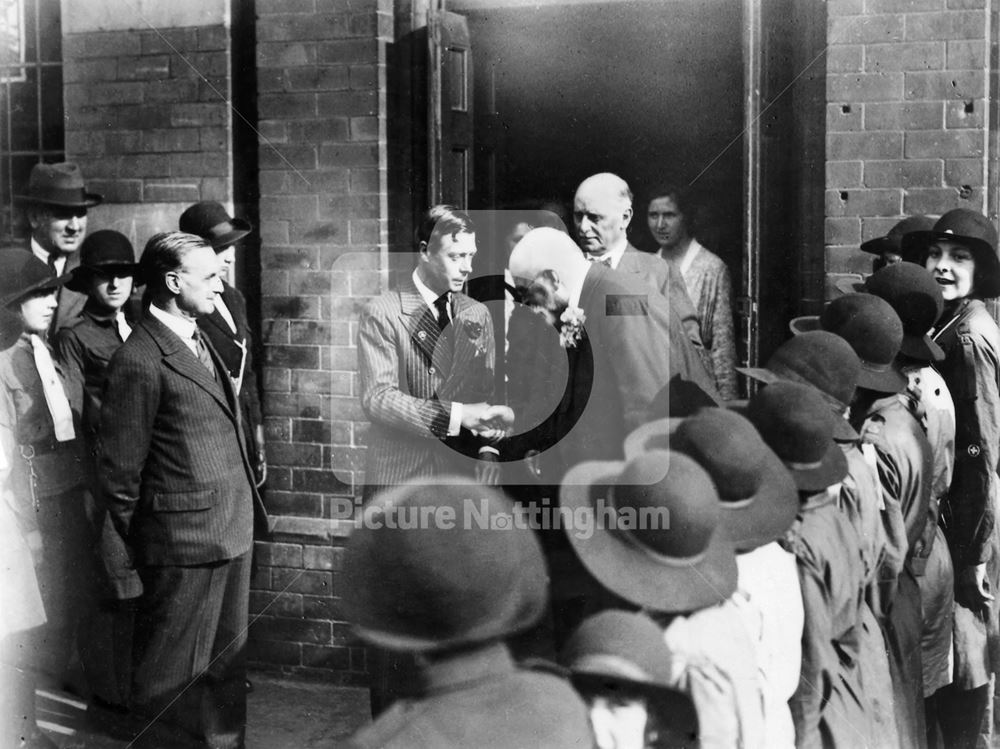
xmin=560 ymin=450 xmax=736 ymax=614
xmin=790 ymin=293 xmax=906 ymax=394
xmin=745 ymin=381 xmax=848 ymax=493
xmin=860 ymin=215 xmax=935 ymax=256
xmin=66 ymin=230 xmax=142 ymax=292
xmin=625 ymin=410 xmax=798 ymax=553
xmin=342 ymin=478 xmax=547 ymax=653
xmin=14 ymin=162 xmax=103 ymax=208
xmin=901 ymin=208 xmax=1000 ymax=299
xmin=0 ymin=253 xmax=72 ymax=310
xmin=839 ymin=263 xmax=944 ymax=363
xmin=179 ymin=201 xmax=252 ymax=249
xmin=738 ymin=331 xmax=860 ymax=441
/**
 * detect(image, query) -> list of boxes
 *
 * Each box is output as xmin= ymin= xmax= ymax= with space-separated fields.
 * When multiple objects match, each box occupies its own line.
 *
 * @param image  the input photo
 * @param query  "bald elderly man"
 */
xmin=573 ymin=172 xmax=707 ymax=364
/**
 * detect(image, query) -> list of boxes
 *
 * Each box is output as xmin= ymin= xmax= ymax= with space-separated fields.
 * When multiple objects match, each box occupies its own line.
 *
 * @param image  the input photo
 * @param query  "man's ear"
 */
xmin=418 ymin=240 xmax=429 ymax=260
xmin=622 ymin=206 xmax=633 ymax=229
xmin=26 ymin=205 xmax=46 ymax=231
xmin=164 ymin=271 xmax=182 ymax=295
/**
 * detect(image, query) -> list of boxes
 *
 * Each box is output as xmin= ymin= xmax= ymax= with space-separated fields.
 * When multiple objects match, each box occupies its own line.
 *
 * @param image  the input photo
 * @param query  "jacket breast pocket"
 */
xmin=152 ymin=489 xmax=216 ymax=512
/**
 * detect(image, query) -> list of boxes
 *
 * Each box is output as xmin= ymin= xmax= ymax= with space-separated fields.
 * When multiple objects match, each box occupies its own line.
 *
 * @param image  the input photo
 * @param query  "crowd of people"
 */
xmin=3 ymin=158 xmax=1000 ymax=749
xmin=0 ymin=162 xmax=268 ymax=749
xmin=353 ymin=172 xmax=1000 ymax=749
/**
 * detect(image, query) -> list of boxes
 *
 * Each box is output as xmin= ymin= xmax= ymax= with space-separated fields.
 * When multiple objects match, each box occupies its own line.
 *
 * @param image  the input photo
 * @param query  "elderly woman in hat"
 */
xmin=561 ymin=610 xmax=699 ymax=749
xmin=903 ymin=208 xmax=1000 ymax=748
xmin=0 ymin=254 xmax=88 ymax=749
xmin=179 ymin=201 xmax=266 ymax=488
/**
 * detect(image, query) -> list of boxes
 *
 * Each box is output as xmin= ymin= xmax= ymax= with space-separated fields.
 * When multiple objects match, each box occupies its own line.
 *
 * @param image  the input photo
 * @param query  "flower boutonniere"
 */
xmin=559 ymin=306 xmax=586 ymax=348
xmin=463 ymin=319 xmax=483 ymax=340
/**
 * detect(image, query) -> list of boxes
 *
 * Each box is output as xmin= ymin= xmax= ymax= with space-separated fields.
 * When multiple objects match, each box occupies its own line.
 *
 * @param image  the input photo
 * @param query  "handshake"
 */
xmin=462 ymin=402 xmax=516 ymax=443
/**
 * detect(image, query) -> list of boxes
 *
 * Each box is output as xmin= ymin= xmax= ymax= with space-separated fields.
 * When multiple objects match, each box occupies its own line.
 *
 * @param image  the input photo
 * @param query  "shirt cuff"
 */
xmin=479 ymin=446 xmax=499 ymax=456
xmin=448 ymin=402 xmax=462 ymax=436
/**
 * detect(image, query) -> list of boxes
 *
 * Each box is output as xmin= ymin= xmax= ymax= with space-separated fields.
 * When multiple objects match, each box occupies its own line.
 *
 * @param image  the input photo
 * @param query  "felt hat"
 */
xmin=65 ymin=230 xmax=142 ymax=292
xmin=860 ymin=215 xmax=935 ymax=256
xmin=179 ymin=201 xmax=252 ymax=250
xmin=737 ymin=331 xmax=860 ymax=441
xmin=560 ymin=450 xmax=737 ymax=614
xmin=790 ymin=293 xmax=906 ymax=394
xmin=625 ymin=410 xmax=798 ymax=552
xmin=745 ymin=380 xmax=848 ymax=493
xmin=0 ymin=253 xmax=72 ymax=310
xmin=14 ymin=162 xmax=103 ymax=208
xmin=840 ymin=263 xmax=944 ymax=363
xmin=342 ymin=478 xmax=548 ymax=653
xmin=901 ymin=208 xmax=1000 ymax=299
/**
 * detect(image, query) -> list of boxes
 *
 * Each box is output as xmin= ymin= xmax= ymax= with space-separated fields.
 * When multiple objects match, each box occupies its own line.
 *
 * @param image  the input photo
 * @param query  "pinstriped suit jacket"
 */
xmin=99 ymin=314 xmax=268 ymax=567
xmin=358 ymin=275 xmax=495 ymax=497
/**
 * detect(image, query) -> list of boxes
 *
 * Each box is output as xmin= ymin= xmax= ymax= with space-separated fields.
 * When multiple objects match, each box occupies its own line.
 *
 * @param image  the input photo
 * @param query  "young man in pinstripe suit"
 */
xmin=99 ymin=232 xmax=269 ymax=748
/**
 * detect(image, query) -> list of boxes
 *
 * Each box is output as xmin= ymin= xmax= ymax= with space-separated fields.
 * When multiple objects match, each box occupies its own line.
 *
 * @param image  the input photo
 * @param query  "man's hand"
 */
xmin=957 ymin=563 xmax=994 ymax=613
xmin=475 ymin=451 xmax=501 ymax=486
xmin=462 ymin=403 xmax=515 ymax=434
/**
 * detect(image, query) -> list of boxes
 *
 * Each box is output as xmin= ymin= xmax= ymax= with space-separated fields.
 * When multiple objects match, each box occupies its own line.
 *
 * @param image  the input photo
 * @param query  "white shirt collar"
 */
xmin=585 ymin=236 xmax=629 ymax=269
xmin=412 ymin=268 xmax=449 ymax=312
xmin=31 ymin=237 xmax=67 ymax=275
xmin=148 ymin=303 xmax=199 ymax=354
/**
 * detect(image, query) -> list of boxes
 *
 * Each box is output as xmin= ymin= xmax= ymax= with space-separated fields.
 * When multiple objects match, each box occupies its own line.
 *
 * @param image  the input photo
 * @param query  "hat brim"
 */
xmin=624 ymin=418 xmax=799 ymax=553
xmin=856 ymin=360 xmax=908 ymax=394
xmin=14 ymin=192 xmax=103 ymax=208
xmin=207 ymin=219 xmax=252 ymax=250
xmin=735 ymin=367 xmax=859 ymax=442
xmin=899 ymin=333 xmax=944 ymax=363
xmin=560 ymin=460 xmax=737 ymax=614
xmin=789 ymin=315 xmax=820 ymax=335
xmin=860 ymin=236 xmax=895 ymax=256
xmin=786 ymin=439 xmax=848 ymax=493
xmin=834 ymin=277 xmax=867 ymax=296
xmin=65 ymin=263 xmax=143 ymax=292
xmin=902 ymin=230 xmax=1000 ymax=299
xmin=2 ymin=272 xmax=72 ymax=309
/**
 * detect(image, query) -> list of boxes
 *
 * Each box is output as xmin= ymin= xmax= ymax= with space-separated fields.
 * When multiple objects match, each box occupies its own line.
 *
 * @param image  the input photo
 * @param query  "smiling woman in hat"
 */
xmin=902 ymin=208 xmax=1000 ymax=747
xmin=0 ymin=253 xmax=88 ymax=749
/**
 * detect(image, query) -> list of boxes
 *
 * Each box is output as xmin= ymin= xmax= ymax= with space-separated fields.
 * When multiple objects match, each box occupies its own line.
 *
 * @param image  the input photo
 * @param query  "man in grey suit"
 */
xmin=573 ymin=172 xmax=706 ymax=359
xmin=99 ymin=232 xmax=269 ymax=748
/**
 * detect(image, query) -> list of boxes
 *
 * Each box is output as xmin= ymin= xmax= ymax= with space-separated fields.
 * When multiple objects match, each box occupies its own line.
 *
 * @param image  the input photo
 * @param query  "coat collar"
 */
xmin=419 ymin=642 xmax=515 ymax=696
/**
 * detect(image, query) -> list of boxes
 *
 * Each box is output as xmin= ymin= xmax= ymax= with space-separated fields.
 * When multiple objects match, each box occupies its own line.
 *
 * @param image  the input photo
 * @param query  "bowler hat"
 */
xmin=0 ymin=253 xmax=72 ymax=310
xmin=179 ymin=201 xmax=252 ymax=249
xmin=14 ymin=162 xmax=103 ymax=208
xmin=342 ymin=478 xmax=547 ymax=653
xmin=738 ymin=331 xmax=860 ymax=441
xmin=746 ymin=381 xmax=847 ymax=493
xmin=560 ymin=450 xmax=737 ymax=613
xmin=901 ymin=208 xmax=1000 ymax=299
xmin=66 ymin=230 xmax=141 ymax=292
xmin=624 ymin=410 xmax=798 ymax=552
xmin=844 ymin=263 xmax=944 ymax=363
xmin=790 ymin=293 xmax=906 ymax=394
xmin=860 ymin=215 xmax=935 ymax=256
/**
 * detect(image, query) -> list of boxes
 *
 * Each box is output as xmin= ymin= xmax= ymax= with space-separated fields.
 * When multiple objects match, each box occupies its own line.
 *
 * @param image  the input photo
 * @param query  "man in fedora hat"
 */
xmin=0 ymin=253 xmax=89 ymax=749
xmin=626 ymin=408 xmax=802 ymax=748
xmin=52 ymin=229 xmax=142 ymax=723
xmin=341 ymin=478 xmax=593 ymax=749
xmin=179 ymin=202 xmax=265 ymax=487
xmin=9 ymin=162 xmax=103 ymax=332
xmin=746 ymin=381 xmax=873 ymax=748
xmin=561 ymin=449 xmax=762 ymax=748
xmin=560 ymin=609 xmax=699 ymax=749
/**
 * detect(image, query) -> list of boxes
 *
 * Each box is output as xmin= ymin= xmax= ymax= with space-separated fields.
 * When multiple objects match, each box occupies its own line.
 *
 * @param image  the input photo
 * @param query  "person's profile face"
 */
xmin=29 ymin=205 xmax=88 ymax=255
xmin=574 ymin=187 xmax=631 ymax=255
xmin=216 ymin=246 xmax=237 ymax=284
xmin=171 ymin=244 xmax=224 ymax=318
xmin=646 ymin=196 xmax=687 ymax=252
xmin=926 ymin=239 xmax=975 ymax=301
xmin=587 ymin=694 xmax=649 ymax=749
xmin=19 ymin=290 xmax=58 ymax=335
xmin=420 ymin=230 xmax=477 ymax=295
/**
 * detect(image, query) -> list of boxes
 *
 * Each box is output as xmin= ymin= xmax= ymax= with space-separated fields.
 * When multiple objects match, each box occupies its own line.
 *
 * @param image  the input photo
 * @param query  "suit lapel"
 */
xmin=448 ymin=293 xmax=479 ymax=378
xmin=399 ymin=279 xmax=452 ymax=374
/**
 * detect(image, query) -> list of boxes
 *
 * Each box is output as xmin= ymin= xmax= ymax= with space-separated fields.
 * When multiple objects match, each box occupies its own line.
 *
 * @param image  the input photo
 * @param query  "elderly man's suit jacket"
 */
xmin=99 ymin=314 xmax=269 ymax=568
xmin=358 ymin=275 xmax=495 ymax=498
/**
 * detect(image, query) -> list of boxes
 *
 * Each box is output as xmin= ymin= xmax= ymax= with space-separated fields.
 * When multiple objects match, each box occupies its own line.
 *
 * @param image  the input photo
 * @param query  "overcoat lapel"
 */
xmin=399 ymin=281 xmax=453 ymax=376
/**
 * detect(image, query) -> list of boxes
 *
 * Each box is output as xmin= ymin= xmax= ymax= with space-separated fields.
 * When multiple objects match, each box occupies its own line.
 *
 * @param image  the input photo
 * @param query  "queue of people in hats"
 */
xmin=0 ymin=162 xmax=268 ymax=748
xmin=4 ymin=159 xmax=1000 ymax=749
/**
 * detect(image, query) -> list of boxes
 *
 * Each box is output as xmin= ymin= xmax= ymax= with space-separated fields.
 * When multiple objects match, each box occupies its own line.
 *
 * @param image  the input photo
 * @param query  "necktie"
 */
xmin=29 ymin=334 xmax=75 ymax=441
xmin=115 ymin=311 xmax=132 ymax=342
xmin=433 ymin=293 xmax=451 ymax=332
xmin=192 ymin=329 xmax=217 ymax=379
xmin=587 ymin=254 xmax=613 ymax=268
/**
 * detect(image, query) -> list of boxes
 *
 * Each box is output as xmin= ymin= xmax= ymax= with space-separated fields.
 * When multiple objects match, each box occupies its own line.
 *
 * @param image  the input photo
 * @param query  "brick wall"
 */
xmin=825 ymin=0 xmax=991 ymax=294
xmin=63 ymin=24 xmax=233 ymax=244
xmin=249 ymin=0 xmax=392 ymax=681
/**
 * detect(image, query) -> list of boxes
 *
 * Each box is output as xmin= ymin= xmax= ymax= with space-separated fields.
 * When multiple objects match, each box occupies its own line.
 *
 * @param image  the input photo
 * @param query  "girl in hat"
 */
xmin=0 ymin=254 xmax=88 ymax=749
xmin=904 ymin=208 xmax=1000 ymax=748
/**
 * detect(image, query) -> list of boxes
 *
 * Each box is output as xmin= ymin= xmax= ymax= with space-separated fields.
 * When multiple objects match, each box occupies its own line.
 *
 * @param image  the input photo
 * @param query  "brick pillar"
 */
xmin=62 ymin=5 xmax=233 ymax=245
xmin=825 ymin=0 xmax=990 ymax=293
xmin=251 ymin=0 xmax=391 ymax=679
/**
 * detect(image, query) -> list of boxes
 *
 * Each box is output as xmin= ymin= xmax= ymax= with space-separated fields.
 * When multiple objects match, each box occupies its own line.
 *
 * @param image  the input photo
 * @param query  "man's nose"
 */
xmin=66 ymin=215 xmax=82 ymax=231
xmin=212 ymin=276 xmax=225 ymax=293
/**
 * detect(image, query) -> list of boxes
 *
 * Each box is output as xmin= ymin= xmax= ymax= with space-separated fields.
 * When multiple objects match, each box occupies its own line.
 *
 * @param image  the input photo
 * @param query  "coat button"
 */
xmin=429 ymin=367 xmax=436 ymax=375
